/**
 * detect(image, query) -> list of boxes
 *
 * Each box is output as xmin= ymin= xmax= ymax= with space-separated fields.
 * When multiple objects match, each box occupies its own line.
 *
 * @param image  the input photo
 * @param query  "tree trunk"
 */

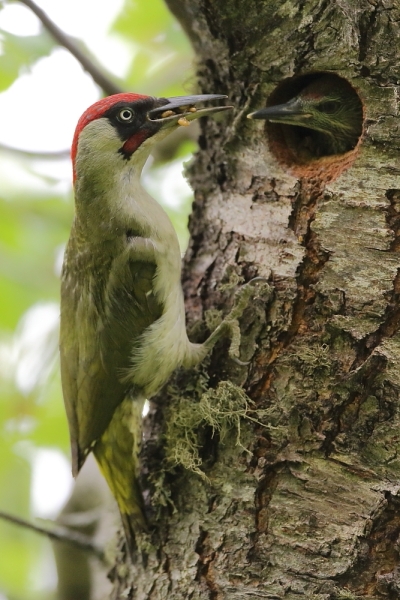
xmin=110 ymin=1 xmax=400 ymax=598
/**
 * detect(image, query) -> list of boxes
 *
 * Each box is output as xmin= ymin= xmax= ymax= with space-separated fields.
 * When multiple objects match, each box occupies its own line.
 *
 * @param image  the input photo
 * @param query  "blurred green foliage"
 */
xmin=0 ymin=29 xmax=55 ymax=91
xmin=113 ymin=0 xmax=194 ymax=95
xmin=0 ymin=1 xmax=194 ymax=597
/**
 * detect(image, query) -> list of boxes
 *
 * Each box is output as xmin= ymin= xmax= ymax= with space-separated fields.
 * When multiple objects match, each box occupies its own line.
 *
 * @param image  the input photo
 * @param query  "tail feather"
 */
xmin=120 ymin=510 xmax=148 ymax=559
xmin=93 ymin=397 xmax=147 ymax=556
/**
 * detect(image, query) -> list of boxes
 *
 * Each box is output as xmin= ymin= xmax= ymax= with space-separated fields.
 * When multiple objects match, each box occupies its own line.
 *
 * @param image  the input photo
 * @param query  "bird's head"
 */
xmin=248 ymin=76 xmax=363 ymax=155
xmin=72 ymin=93 xmax=232 ymax=184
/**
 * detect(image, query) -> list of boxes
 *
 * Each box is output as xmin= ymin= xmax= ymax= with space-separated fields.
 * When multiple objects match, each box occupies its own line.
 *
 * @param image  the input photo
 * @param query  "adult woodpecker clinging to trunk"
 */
xmin=60 ymin=92 xmax=246 ymax=555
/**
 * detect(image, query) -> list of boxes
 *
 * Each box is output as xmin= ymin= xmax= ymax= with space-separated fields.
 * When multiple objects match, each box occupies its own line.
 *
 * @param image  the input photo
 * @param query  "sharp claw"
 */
xmin=230 ymin=355 xmax=250 ymax=366
xmin=246 ymin=276 xmax=269 ymax=285
xmin=225 ymin=276 xmax=269 ymax=366
xmin=196 ymin=276 xmax=269 ymax=368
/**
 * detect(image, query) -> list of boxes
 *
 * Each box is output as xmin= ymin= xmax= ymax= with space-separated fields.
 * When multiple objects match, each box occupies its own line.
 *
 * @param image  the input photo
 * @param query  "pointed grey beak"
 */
xmin=248 ymin=97 xmax=311 ymax=123
xmin=148 ymin=94 xmax=233 ymax=127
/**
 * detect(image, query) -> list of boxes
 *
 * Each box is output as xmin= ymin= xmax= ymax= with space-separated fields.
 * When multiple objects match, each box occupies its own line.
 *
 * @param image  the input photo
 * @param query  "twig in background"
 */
xmin=17 ymin=0 xmax=123 ymax=96
xmin=0 ymin=510 xmax=105 ymax=561
xmin=0 ymin=142 xmax=70 ymax=159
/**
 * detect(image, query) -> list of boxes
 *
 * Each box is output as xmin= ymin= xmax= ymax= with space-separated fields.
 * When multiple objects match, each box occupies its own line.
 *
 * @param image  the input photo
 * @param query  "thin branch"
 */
xmin=0 ymin=510 xmax=105 ymax=561
xmin=0 ymin=142 xmax=70 ymax=160
xmin=17 ymin=0 xmax=124 ymax=96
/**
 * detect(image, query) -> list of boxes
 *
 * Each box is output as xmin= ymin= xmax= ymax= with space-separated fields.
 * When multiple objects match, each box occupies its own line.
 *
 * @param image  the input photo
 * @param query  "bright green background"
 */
xmin=0 ymin=1 xmax=194 ymax=597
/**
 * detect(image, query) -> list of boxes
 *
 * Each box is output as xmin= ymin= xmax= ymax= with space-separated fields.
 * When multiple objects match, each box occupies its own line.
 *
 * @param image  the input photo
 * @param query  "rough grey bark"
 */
xmin=110 ymin=1 xmax=400 ymax=598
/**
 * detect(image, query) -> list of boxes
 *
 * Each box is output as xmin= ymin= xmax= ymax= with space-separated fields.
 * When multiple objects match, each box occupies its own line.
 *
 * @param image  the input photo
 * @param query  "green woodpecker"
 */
xmin=60 ymin=93 xmax=236 ymax=555
xmin=248 ymin=76 xmax=363 ymax=156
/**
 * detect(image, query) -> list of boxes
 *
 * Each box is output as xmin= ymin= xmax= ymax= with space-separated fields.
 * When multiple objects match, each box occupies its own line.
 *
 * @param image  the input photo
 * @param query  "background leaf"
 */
xmin=0 ymin=29 xmax=55 ymax=91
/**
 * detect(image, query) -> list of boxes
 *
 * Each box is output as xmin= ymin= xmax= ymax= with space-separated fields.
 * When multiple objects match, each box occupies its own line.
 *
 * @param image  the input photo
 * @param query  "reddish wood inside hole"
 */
xmin=264 ymin=72 xmax=365 ymax=183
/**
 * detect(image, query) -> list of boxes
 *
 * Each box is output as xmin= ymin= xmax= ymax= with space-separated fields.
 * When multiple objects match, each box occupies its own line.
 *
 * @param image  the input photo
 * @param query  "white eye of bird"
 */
xmin=118 ymin=108 xmax=134 ymax=123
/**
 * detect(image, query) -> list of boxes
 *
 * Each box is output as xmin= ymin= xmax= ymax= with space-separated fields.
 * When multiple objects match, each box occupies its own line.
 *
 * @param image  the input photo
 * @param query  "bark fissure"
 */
xmin=254 ymin=466 xmax=279 ymax=537
xmin=350 ymin=189 xmax=400 ymax=370
xmin=321 ymin=352 xmax=388 ymax=457
xmin=319 ymin=186 xmax=400 ymax=455
xmin=254 ymin=179 xmax=330 ymax=398
xmin=292 ymin=0 xmax=331 ymax=72
xmin=358 ymin=3 xmax=379 ymax=64
xmin=337 ymin=490 xmax=400 ymax=597
xmin=195 ymin=529 xmax=220 ymax=600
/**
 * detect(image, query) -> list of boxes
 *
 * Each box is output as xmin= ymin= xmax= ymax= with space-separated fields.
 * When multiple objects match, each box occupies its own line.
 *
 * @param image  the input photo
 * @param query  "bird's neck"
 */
xmin=73 ymin=160 xmax=178 ymax=253
xmin=285 ymin=126 xmax=354 ymax=161
xmin=312 ymin=129 xmax=349 ymax=156
xmin=318 ymin=127 xmax=357 ymax=156
xmin=73 ymin=147 xmax=149 ymax=230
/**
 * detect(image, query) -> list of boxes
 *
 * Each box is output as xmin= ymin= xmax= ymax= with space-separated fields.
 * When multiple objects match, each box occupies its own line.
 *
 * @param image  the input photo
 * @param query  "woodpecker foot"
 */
xmin=203 ymin=277 xmax=269 ymax=365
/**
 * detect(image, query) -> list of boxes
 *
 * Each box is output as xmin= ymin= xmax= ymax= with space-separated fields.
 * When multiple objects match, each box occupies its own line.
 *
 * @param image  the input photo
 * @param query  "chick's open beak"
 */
xmin=148 ymin=94 xmax=233 ymax=127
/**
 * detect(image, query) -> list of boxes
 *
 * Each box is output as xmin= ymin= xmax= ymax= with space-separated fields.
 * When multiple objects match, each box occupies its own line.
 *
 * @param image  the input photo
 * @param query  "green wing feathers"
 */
xmin=61 ymin=247 xmax=163 ymax=552
xmin=60 ymin=253 xmax=163 ymax=476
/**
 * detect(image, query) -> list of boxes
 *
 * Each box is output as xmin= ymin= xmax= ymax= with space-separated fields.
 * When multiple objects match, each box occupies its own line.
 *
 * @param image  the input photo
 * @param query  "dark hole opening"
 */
xmin=264 ymin=72 xmax=364 ymax=169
